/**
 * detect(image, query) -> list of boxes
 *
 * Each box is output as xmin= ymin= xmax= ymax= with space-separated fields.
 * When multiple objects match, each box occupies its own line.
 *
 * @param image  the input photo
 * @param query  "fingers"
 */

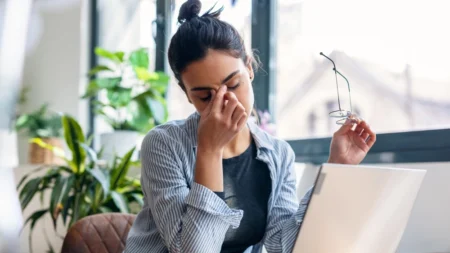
xmin=236 ymin=111 xmax=248 ymax=130
xmin=354 ymin=124 xmax=364 ymax=135
xmin=222 ymin=92 xmax=246 ymax=126
xmin=350 ymin=131 xmax=370 ymax=152
xmin=232 ymin=104 xmax=246 ymax=124
xmin=353 ymin=120 xmax=377 ymax=149
xmin=211 ymin=85 xmax=227 ymax=113
xmin=362 ymin=122 xmax=376 ymax=148
xmin=334 ymin=117 xmax=358 ymax=135
xmin=223 ymin=92 xmax=239 ymax=119
xmin=203 ymin=89 xmax=216 ymax=115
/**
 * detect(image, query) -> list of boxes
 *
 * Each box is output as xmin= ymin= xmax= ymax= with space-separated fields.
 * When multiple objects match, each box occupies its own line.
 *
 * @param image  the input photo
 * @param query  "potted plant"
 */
xmin=15 ymin=103 xmax=64 ymax=164
xmin=83 ymin=47 xmax=170 ymax=160
xmin=17 ymin=114 xmax=143 ymax=252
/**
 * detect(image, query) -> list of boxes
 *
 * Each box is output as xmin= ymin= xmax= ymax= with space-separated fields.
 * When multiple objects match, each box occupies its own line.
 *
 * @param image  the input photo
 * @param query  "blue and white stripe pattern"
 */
xmin=125 ymin=112 xmax=312 ymax=253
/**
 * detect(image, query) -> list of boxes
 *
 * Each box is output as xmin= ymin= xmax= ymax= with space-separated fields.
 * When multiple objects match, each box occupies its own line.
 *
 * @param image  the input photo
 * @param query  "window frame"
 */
xmin=249 ymin=0 xmax=450 ymax=164
xmin=91 ymin=0 xmax=450 ymax=164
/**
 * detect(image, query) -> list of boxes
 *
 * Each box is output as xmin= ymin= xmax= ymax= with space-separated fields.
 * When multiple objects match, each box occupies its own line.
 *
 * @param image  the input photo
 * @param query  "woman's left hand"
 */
xmin=328 ymin=116 xmax=377 ymax=165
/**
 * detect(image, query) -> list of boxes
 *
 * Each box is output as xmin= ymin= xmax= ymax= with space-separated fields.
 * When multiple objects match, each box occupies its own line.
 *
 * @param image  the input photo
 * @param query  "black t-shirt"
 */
xmin=218 ymin=141 xmax=272 ymax=253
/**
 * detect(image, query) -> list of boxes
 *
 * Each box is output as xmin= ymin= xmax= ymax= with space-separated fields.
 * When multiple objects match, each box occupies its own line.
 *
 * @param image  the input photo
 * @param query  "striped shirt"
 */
xmin=125 ymin=112 xmax=313 ymax=253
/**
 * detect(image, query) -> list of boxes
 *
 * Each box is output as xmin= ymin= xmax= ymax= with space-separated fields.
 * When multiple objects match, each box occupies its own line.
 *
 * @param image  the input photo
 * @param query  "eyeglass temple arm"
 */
xmin=320 ymin=52 xmax=353 ymax=114
xmin=335 ymin=69 xmax=353 ymax=113
xmin=334 ymin=69 xmax=350 ymax=92
xmin=320 ymin=52 xmax=342 ymax=111
xmin=320 ymin=52 xmax=336 ymax=70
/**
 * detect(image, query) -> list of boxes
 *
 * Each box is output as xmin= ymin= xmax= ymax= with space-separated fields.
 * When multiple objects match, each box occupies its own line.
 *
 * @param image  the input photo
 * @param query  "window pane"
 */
xmin=276 ymin=0 xmax=450 ymax=140
xmin=167 ymin=0 xmax=252 ymax=120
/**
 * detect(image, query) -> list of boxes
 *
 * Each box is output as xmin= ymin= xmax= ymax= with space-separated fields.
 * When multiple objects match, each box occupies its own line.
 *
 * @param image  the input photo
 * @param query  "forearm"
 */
xmin=173 ymin=183 xmax=241 ymax=252
xmin=194 ymin=147 xmax=224 ymax=192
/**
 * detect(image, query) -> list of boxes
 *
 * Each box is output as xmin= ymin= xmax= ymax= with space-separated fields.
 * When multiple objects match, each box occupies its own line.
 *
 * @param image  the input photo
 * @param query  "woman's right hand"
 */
xmin=197 ymin=85 xmax=248 ymax=153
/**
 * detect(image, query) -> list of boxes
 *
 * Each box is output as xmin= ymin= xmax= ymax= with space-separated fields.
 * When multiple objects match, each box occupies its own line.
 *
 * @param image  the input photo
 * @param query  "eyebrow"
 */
xmin=190 ymin=70 xmax=240 ymax=91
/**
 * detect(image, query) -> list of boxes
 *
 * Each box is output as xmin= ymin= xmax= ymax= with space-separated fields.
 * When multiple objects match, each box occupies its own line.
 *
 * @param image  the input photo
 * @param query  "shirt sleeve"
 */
xmin=139 ymin=129 xmax=243 ymax=253
xmin=263 ymin=142 xmax=313 ymax=253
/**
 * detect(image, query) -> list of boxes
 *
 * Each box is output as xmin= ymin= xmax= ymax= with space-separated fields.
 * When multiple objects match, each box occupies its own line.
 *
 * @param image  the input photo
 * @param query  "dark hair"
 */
xmin=168 ymin=0 xmax=254 ymax=91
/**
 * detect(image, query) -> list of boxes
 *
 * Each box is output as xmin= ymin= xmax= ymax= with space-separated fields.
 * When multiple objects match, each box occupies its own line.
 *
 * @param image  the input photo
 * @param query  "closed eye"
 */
xmin=228 ymin=83 xmax=240 ymax=90
xmin=200 ymin=95 xmax=211 ymax=102
xmin=198 ymin=83 xmax=240 ymax=102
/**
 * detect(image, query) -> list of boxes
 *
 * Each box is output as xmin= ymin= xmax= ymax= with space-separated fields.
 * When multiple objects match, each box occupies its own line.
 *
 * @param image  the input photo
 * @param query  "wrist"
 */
xmin=197 ymin=145 xmax=223 ymax=156
xmin=327 ymin=157 xmax=339 ymax=164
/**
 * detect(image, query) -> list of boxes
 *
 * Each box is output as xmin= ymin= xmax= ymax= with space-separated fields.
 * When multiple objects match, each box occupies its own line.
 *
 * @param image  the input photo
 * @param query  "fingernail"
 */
xmin=221 ymin=85 xmax=227 ymax=91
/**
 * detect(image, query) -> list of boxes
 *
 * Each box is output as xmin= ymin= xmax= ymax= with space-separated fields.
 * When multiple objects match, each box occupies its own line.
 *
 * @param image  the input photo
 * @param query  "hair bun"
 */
xmin=178 ymin=0 xmax=202 ymax=23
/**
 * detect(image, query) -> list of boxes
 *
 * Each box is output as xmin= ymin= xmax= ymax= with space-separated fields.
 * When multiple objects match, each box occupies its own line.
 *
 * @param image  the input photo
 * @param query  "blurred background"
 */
xmin=1 ymin=0 xmax=450 ymax=252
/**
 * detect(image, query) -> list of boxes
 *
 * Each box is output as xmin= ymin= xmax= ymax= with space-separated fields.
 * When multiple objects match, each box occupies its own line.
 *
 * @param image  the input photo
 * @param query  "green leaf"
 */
xmin=110 ymin=147 xmax=136 ymax=189
xmin=17 ymin=166 xmax=47 ymax=190
xmin=98 ymin=206 xmax=112 ymax=213
xmin=97 ymin=146 xmax=105 ymax=160
xmin=127 ymin=96 xmax=154 ymax=133
xmin=131 ymin=193 xmax=144 ymax=207
xmin=88 ymin=168 xmax=110 ymax=199
xmin=52 ymin=175 xmax=75 ymax=227
xmin=36 ymin=129 xmax=51 ymax=138
xmin=147 ymin=93 xmax=168 ymax=124
xmin=38 ymin=103 xmax=49 ymax=115
xmin=70 ymin=193 xmax=83 ymax=227
xmin=62 ymin=196 xmax=74 ymax=225
xmin=115 ymin=52 xmax=125 ymax=62
xmin=134 ymin=67 xmax=158 ymax=82
xmin=95 ymin=47 xmax=120 ymax=62
xmin=49 ymin=176 xmax=64 ymax=228
xmin=80 ymin=143 xmax=98 ymax=163
xmin=111 ymin=191 xmax=130 ymax=213
xmin=149 ymin=72 xmax=170 ymax=95
xmin=62 ymin=115 xmax=86 ymax=174
xmin=132 ymin=90 xmax=168 ymax=125
xmin=129 ymin=48 xmax=149 ymax=69
xmin=23 ymin=209 xmax=48 ymax=232
xmin=107 ymin=87 xmax=132 ymax=107
xmin=15 ymin=114 xmax=30 ymax=130
xmin=96 ymin=77 xmax=121 ymax=89
xmin=81 ymin=80 xmax=99 ymax=99
xmin=20 ymin=177 xmax=42 ymax=210
xmin=88 ymin=65 xmax=112 ymax=76
xmin=86 ymin=134 xmax=94 ymax=147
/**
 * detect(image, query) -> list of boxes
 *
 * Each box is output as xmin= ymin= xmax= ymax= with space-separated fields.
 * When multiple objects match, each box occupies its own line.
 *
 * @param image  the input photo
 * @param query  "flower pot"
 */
xmin=100 ymin=131 xmax=141 ymax=161
xmin=28 ymin=137 xmax=64 ymax=165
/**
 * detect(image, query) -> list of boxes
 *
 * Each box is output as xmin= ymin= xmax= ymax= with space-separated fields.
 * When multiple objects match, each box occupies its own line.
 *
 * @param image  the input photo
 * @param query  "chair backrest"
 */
xmin=61 ymin=213 xmax=136 ymax=253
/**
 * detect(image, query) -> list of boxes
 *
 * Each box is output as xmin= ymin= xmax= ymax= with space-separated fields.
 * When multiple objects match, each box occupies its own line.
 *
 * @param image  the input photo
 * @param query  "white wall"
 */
xmin=15 ymin=1 xmax=86 ymax=252
xmin=17 ymin=0 xmax=86 ymax=165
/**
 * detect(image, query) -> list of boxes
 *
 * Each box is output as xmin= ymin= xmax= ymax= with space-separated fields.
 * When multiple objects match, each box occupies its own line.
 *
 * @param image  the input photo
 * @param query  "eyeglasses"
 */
xmin=320 ymin=52 xmax=353 ymax=125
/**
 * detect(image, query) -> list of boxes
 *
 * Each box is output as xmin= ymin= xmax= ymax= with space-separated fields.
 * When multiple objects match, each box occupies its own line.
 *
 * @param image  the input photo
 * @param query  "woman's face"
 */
xmin=180 ymin=49 xmax=254 ymax=117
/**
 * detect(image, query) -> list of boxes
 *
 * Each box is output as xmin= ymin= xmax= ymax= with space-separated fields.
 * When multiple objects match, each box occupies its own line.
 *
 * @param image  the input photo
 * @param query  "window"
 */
xmin=166 ymin=0 xmax=252 ymax=120
xmin=95 ymin=0 xmax=157 ymax=134
xmin=276 ymin=0 xmax=450 ymax=140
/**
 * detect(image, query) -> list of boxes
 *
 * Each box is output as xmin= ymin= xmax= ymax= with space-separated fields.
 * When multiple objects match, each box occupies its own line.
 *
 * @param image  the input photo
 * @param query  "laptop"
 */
xmin=395 ymin=163 xmax=450 ymax=253
xmin=292 ymin=163 xmax=426 ymax=253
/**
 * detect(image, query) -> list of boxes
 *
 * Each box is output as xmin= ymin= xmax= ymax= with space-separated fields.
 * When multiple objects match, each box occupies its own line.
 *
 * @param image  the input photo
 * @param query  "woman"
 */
xmin=125 ymin=1 xmax=376 ymax=252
